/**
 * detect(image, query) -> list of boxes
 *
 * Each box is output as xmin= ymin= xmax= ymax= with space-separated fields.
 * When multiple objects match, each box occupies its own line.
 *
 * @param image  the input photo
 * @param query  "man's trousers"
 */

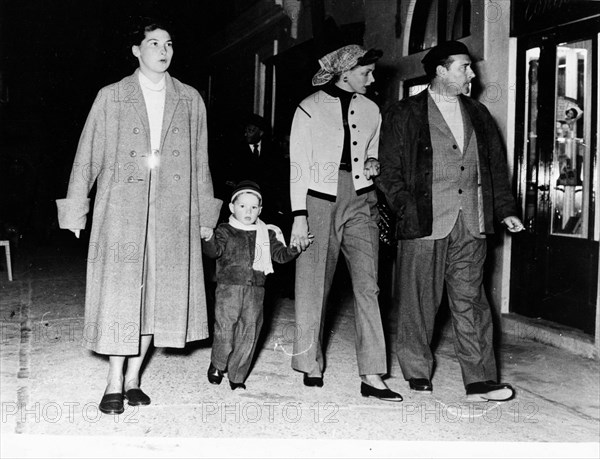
xmin=395 ymin=213 xmax=498 ymax=386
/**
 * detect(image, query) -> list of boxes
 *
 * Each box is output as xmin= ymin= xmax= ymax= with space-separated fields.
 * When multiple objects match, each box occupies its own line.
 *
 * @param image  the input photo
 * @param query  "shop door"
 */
xmin=511 ymin=25 xmax=599 ymax=335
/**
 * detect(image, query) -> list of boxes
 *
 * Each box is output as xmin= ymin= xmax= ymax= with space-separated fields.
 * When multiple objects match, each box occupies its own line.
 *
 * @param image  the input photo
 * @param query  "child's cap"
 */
xmin=231 ymin=180 xmax=262 ymax=203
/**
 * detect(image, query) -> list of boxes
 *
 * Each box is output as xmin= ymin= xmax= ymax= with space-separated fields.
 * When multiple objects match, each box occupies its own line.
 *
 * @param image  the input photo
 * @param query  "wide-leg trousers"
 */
xmin=395 ymin=213 xmax=498 ymax=387
xmin=291 ymin=171 xmax=387 ymax=377
xmin=211 ymin=284 xmax=265 ymax=384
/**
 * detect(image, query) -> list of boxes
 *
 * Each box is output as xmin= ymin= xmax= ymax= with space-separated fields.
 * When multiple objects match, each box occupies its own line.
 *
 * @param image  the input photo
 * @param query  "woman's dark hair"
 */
xmin=127 ymin=17 xmax=175 ymax=48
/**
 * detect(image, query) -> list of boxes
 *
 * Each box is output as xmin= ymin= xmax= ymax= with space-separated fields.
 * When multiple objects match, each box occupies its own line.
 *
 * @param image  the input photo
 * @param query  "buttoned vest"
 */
xmin=423 ymin=95 xmax=484 ymax=240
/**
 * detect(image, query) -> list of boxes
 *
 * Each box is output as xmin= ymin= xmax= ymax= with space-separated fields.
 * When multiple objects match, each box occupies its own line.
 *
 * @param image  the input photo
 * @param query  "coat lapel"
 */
xmin=127 ymin=71 xmax=151 ymax=138
xmin=160 ymin=73 xmax=181 ymax=149
xmin=427 ymin=93 xmax=457 ymax=143
xmin=459 ymin=97 xmax=474 ymax=153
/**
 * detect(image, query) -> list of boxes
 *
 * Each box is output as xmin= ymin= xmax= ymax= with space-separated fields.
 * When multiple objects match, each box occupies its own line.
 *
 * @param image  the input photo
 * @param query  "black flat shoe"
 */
xmin=408 ymin=378 xmax=433 ymax=393
xmin=207 ymin=363 xmax=224 ymax=385
xmin=465 ymin=381 xmax=515 ymax=402
xmin=124 ymin=388 xmax=151 ymax=406
xmin=303 ymin=374 xmax=323 ymax=387
xmin=229 ymin=381 xmax=246 ymax=390
xmin=360 ymin=383 xmax=403 ymax=402
xmin=99 ymin=393 xmax=124 ymax=415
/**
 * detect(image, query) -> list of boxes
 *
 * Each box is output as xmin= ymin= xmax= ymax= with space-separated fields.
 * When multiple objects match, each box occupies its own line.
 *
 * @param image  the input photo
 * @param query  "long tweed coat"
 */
xmin=57 ymin=71 xmax=222 ymax=355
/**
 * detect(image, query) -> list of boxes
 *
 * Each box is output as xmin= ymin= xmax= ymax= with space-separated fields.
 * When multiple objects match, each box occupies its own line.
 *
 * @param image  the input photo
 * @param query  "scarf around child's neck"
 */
xmin=228 ymin=215 xmax=286 ymax=275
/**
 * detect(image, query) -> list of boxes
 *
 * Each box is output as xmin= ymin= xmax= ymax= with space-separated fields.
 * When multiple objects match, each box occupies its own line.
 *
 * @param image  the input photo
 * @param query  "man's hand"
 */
xmin=290 ymin=216 xmax=311 ymax=251
xmin=363 ymin=158 xmax=380 ymax=180
xmin=200 ymin=226 xmax=214 ymax=240
xmin=502 ymin=216 xmax=524 ymax=233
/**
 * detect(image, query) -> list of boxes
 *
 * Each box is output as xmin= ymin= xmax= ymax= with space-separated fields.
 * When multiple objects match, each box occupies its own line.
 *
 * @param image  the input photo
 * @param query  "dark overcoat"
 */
xmin=377 ymin=89 xmax=517 ymax=239
xmin=57 ymin=71 xmax=222 ymax=355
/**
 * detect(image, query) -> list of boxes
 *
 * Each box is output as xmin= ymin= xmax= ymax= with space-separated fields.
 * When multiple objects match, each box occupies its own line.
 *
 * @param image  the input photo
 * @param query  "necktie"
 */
xmin=252 ymin=144 xmax=259 ymax=157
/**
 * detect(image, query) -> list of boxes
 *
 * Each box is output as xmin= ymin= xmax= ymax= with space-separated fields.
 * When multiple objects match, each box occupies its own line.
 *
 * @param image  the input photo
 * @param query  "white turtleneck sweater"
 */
xmin=138 ymin=71 xmax=166 ymax=169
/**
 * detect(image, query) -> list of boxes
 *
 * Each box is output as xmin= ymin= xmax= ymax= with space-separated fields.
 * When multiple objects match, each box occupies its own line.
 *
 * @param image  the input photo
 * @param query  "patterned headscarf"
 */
xmin=312 ymin=44 xmax=368 ymax=86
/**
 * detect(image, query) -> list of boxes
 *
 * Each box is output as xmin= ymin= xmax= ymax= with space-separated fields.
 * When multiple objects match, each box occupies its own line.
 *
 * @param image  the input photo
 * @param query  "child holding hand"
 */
xmin=202 ymin=180 xmax=306 ymax=389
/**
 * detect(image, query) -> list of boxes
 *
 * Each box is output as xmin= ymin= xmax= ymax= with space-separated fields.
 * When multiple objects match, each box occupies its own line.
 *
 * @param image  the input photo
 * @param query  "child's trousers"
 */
xmin=211 ymin=283 xmax=265 ymax=384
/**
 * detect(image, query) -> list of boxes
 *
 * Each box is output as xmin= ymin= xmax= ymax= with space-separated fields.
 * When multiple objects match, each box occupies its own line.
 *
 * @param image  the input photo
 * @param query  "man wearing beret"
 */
xmin=377 ymin=41 xmax=524 ymax=401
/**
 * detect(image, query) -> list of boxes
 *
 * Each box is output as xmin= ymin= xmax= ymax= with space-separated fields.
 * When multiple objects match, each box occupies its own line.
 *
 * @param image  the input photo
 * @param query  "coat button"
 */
xmin=352 ymin=141 xmax=357 ymax=145
xmin=354 ymin=158 xmax=358 ymax=162
xmin=172 ymin=127 xmax=179 ymax=134
xmin=452 ymin=144 xmax=457 ymax=149
xmin=350 ymin=110 xmax=355 ymax=115
xmin=127 ymin=176 xmax=135 ymax=183
xmin=354 ymin=175 xmax=360 ymax=179
xmin=352 ymin=124 xmax=356 ymax=128
xmin=458 ymin=189 xmax=463 ymax=194
xmin=173 ymin=150 xmax=180 ymax=157
xmin=173 ymin=174 xmax=181 ymax=181
xmin=130 ymin=151 xmax=136 ymax=157
xmin=133 ymin=128 xmax=140 ymax=134
xmin=461 ymin=166 xmax=465 ymax=171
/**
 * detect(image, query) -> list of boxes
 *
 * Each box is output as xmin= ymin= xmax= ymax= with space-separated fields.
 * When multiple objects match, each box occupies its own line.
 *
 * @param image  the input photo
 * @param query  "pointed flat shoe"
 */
xmin=99 ymin=393 xmax=124 ymax=415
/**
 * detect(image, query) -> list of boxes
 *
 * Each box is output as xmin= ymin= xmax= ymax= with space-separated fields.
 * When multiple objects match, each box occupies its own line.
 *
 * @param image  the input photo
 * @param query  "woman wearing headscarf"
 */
xmin=289 ymin=44 xmax=402 ymax=401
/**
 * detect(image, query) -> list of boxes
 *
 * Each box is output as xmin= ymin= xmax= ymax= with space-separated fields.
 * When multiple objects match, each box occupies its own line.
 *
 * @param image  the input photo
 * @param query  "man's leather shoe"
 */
xmin=360 ymin=383 xmax=403 ymax=402
xmin=124 ymin=388 xmax=151 ymax=406
xmin=207 ymin=363 xmax=224 ymax=385
xmin=303 ymin=374 xmax=323 ymax=387
xmin=466 ymin=381 xmax=515 ymax=402
xmin=230 ymin=381 xmax=246 ymax=390
xmin=408 ymin=378 xmax=433 ymax=393
xmin=99 ymin=393 xmax=124 ymax=415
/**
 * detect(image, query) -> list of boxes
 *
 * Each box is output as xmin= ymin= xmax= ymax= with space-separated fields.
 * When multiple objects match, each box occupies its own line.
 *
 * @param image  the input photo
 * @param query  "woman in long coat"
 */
xmin=56 ymin=20 xmax=221 ymax=414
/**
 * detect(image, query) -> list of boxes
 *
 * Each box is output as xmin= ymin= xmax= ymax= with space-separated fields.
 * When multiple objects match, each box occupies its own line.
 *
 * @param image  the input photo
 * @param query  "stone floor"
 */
xmin=0 ymin=243 xmax=599 ymax=458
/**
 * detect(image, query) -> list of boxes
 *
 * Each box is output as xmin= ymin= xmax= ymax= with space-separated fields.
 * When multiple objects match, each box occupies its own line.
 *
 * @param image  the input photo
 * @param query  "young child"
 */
xmin=202 ymin=180 xmax=303 ymax=390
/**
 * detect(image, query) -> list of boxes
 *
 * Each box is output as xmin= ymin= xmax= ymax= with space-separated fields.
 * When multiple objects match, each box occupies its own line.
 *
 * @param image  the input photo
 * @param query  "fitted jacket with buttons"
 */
xmin=202 ymin=223 xmax=299 ymax=287
xmin=377 ymin=89 xmax=517 ymax=240
xmin=56 ymin=70 xmax=222 ymax=354
xmin=289 ymin=89 xmax=381 ymax=215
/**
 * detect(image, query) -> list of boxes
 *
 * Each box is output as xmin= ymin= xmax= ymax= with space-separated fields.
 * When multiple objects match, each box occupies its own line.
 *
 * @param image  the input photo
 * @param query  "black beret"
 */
xmin=421 ymin=41 xmax=470 ymax=65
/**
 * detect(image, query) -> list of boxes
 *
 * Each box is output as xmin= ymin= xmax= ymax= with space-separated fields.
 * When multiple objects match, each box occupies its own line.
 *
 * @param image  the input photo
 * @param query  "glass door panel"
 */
xmin=551 ymin=40 xmax=594 ymax=238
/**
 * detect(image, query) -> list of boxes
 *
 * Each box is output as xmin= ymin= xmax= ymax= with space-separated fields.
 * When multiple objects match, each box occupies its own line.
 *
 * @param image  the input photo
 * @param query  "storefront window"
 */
xmin=551 ymin=39 xmax=593 ymax=238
